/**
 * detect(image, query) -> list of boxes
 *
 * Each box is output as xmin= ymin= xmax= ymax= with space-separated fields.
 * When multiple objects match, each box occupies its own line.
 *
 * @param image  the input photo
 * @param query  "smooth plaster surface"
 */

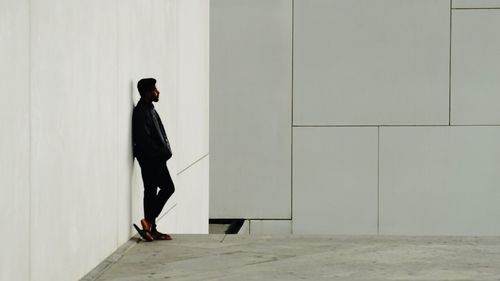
xmin=176 ymin=0 xmax=210 ymax=174
xmin=174 ymin=156 xmax=209 ymax=233
xmin=0 ymin=1 xmax=30 ymax=280
xmin=94 ymin=235 xmax=500 ymax=281
xmin=379 ymin=126 xmax=500 ymax=235
xmin=0 ymin=0 xmax=209 ymax=279
xmin=172 ymin=0 xmax=210 ymax=234
xmin=210 ymin=0 xmax=292 ymax=219
xmin=293 ymin=0 xmax=450 ymax=125
xmin=451 ymin=10 xmax=500 ymax=125
xmin=30 ymin=0 xmax=119 ymax=279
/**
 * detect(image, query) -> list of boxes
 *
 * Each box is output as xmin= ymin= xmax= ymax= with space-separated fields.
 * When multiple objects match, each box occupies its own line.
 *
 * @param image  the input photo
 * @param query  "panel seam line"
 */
xmin=290 ymin=0 xmax=295 ymax=231
xmin=157 ymin=203 xmax=177 ymax=222
xmin=377 ymin=126 xmax=380 ymax=235
xmin=449 ymin=0 xmax=452 ymax=126
xmin=28 ymin=0 xmax=32 ymax=280
xmin=292 ymin=124 xmax=500 ymax=127
xmin=176 ymin=153 xmax=209 ymax=176
xmin=452 ymin=7 xmax=500 ymax=10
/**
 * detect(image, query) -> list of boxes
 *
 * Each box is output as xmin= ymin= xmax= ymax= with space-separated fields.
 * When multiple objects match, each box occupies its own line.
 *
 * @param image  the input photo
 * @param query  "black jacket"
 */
xmin=132 ymin=99 xmax=172 ymax=162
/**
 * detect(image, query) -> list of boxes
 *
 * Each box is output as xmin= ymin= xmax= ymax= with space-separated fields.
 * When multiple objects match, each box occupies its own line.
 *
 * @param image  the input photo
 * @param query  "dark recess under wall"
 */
xmin=209 ymin=219 xmax=245 ymax=234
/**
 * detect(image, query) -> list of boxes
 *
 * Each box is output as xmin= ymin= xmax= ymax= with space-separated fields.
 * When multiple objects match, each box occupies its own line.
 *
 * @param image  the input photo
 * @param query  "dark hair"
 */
xmin=137 ymin=78 xmax=156 ymax=96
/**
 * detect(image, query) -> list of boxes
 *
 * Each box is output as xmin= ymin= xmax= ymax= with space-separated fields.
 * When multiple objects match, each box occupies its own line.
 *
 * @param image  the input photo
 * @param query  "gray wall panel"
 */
xmin=380 ymin=127 xmax=500 ymax=235
xmin=451 ymin=10 xmax=500 ymax=125
xmin=294 ymin=0 xmax=450 ymax=125
xmin=293 ymin=128 xmax=378 ymax=234
xmin=210 ymin=0 xmax=500 ymax=236
xmin=210 ymin=0 xmax=292 ymax=219
xmin=453 ymin=0 xmax=500 ymax=8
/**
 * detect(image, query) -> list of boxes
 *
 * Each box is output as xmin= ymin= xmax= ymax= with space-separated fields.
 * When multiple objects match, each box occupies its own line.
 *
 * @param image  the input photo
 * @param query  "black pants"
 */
xmin=138 ymin=159 xmax=175 ymax=229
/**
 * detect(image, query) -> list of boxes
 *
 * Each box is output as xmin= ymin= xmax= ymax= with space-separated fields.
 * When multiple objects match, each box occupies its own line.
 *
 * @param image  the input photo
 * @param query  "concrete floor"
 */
xmin=90 ymin=235 xmax=500 ymax=281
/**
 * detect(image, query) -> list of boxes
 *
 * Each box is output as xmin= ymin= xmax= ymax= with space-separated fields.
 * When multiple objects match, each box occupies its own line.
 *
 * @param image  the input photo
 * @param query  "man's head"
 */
xmin=137 ymin=78 xmax=160 ymax=102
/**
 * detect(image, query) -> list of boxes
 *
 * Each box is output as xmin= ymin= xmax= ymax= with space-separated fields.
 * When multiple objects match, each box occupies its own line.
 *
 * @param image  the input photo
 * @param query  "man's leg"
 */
xmin=151 ymin=162 xmax=175 ymax=230
xmin=139 ymin=161 xmax=160 ymax=227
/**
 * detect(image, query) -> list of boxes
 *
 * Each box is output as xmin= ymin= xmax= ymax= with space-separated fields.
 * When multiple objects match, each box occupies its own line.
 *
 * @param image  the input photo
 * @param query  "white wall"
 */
xmin=0 ymin=0 xmax=30 ymax=280
xmin=170 ymin=0 xmax=210 ymax=234
xmin=116 ymin=0 xmax=180 ymax=245
xmin=210 ymin=0 xmax=500 ymax=235
xmin=0 ymin=0 xmax=209 ymax=280
xmin=30 ymin=1 xmax=119 ymax=279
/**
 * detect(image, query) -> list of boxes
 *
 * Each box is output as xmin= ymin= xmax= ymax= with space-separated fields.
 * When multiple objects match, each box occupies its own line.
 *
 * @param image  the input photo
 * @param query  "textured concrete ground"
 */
xmin=90 ymin=235 xmax=500 ymax=281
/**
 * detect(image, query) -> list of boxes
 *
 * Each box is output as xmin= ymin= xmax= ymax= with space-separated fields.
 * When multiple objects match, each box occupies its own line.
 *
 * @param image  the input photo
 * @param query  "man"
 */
xmin=132 ymin=78 xmax=174 ymax=241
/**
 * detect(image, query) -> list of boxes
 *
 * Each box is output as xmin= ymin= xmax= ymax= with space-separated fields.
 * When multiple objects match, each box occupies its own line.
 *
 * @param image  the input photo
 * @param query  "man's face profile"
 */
xmin=152 ymin=85 xmax=160 ymax=102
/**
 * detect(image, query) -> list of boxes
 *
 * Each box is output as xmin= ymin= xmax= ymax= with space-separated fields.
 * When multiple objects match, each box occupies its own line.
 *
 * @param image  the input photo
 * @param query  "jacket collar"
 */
xmin=138 ymin=98 xmax=154 ymax=109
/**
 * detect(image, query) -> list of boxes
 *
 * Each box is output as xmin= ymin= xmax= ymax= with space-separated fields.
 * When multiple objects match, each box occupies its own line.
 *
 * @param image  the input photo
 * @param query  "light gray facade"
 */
xmin=210 ymin=0 xmax=500 ymax=235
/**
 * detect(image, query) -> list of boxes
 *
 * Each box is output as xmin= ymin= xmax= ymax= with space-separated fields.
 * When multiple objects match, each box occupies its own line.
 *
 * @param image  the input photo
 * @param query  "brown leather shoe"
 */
xmin=151 ymin=229 xmax=172 ymax=240
xmin=133 ymin=223 xmax=154 ymax=242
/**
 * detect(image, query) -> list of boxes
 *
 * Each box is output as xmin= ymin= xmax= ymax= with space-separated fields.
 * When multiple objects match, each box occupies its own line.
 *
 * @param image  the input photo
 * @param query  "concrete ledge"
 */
xmin=80 ymin=237 xmax=140 ymax=281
